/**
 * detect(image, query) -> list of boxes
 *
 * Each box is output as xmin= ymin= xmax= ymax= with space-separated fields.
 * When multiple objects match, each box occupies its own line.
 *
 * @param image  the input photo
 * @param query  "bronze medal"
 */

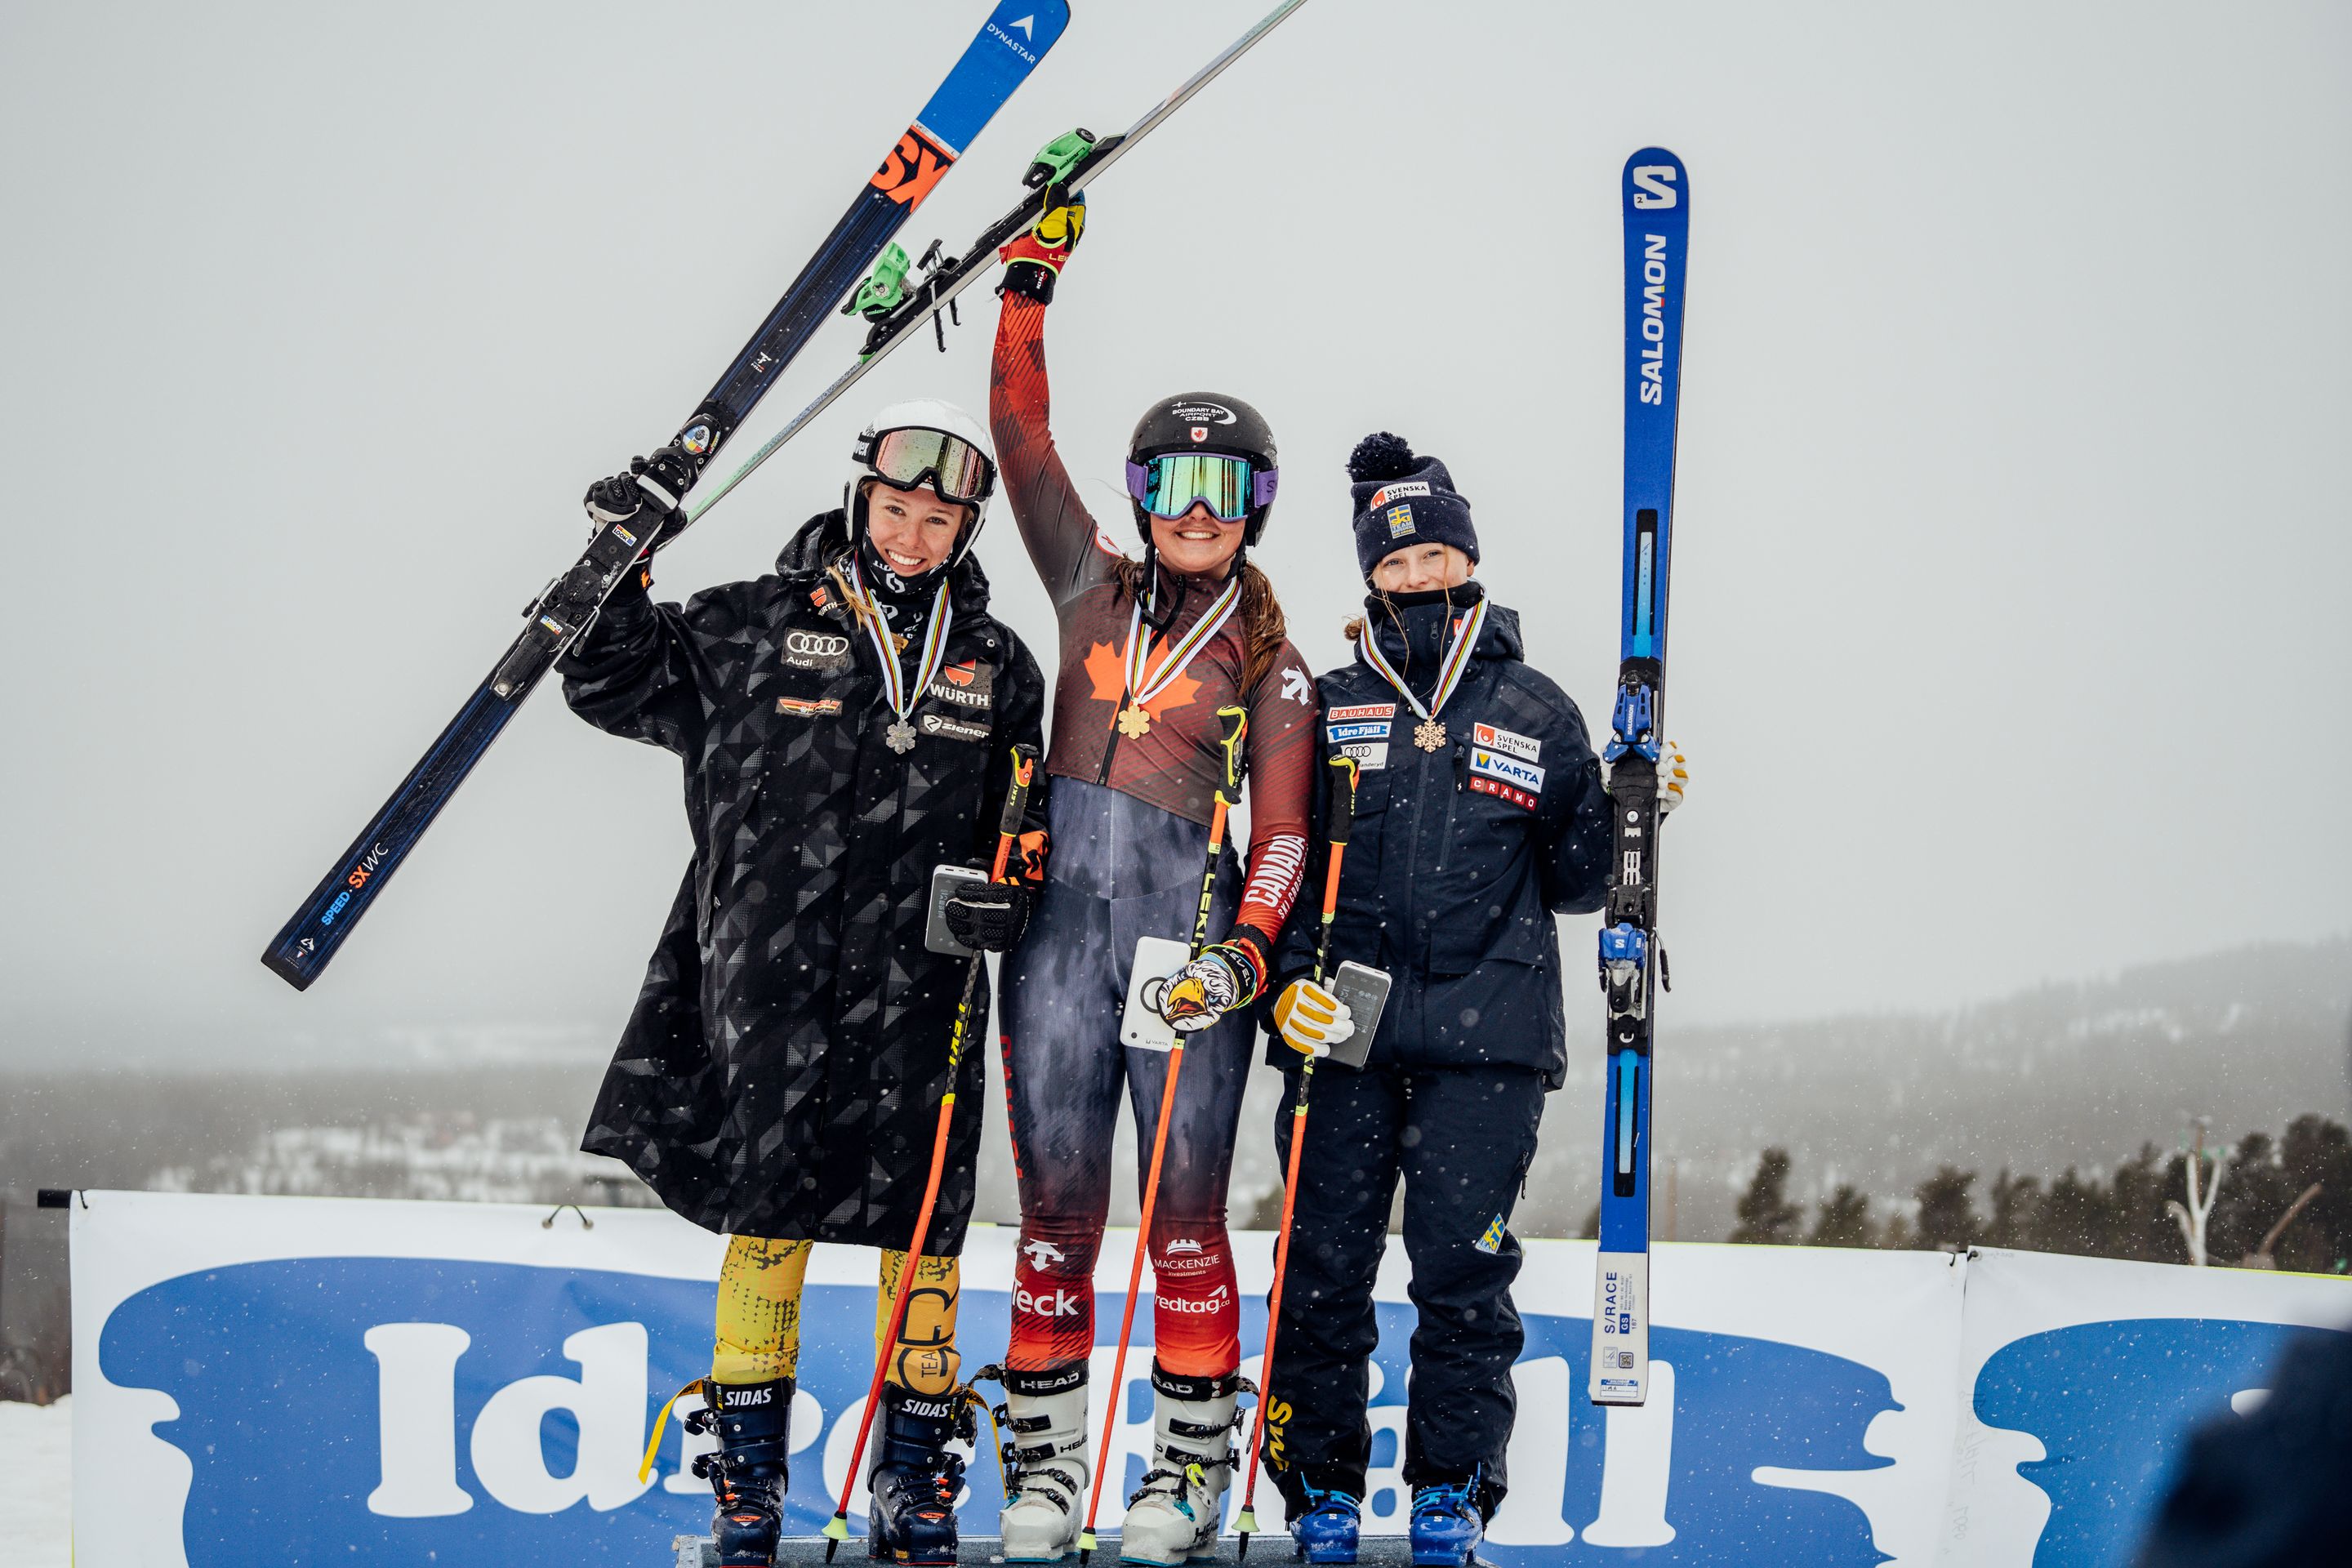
xmin=1414 ymin=718 xmax=1448 ymax=752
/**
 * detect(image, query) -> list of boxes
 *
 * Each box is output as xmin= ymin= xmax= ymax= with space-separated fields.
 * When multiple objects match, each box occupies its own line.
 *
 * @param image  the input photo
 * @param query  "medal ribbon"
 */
xmin=1121 ymin=572 xmax=1244 ymax=710
xmin=1356 ymin=598 xmax=1489 ymax=724
xmin=848 ymin=558 xmax=955 ymax=723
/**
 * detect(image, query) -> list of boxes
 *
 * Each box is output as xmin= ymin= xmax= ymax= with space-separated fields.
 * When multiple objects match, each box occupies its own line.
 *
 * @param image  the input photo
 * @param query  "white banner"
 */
xmin=67 ymin=1192 xmax=2350 ymax=1566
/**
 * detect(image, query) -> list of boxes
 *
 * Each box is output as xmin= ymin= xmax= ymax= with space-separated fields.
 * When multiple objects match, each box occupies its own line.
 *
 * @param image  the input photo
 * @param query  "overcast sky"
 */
xmin=2 ymin=1 xmax=2346 ymax=1068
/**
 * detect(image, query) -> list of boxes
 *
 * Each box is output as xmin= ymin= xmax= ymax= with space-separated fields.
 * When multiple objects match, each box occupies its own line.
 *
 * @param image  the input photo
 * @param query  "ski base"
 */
xmin=1588 ymin=1250 xmax=1650 ymax=1405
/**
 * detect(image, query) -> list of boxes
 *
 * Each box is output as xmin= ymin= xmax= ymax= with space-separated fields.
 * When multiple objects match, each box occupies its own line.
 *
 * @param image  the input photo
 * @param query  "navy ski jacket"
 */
xmin=1263 ymin=586 xmax=1610 ymax=1086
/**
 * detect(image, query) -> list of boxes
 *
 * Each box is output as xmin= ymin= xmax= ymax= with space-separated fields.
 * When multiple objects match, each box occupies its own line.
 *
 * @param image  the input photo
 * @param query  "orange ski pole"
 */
xmin=822 ymin=744 xmax=1036 ymax=1558
xmin=1078 ymin=706 xmax=1247 ymax=1561
xmin=1232 ymin=755 xmax=1356 ymax=1557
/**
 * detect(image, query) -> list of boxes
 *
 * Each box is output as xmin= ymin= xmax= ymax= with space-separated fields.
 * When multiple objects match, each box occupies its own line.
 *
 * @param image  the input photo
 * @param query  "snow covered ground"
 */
xmin=0 ymin=1396 xmax=71 ymax=1567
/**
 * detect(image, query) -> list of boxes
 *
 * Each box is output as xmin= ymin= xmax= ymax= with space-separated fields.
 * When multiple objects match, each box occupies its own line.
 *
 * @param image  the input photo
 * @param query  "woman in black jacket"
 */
xmin=561 ymin=400 xmax=1048 ymax=1568
xmin=1254 ymin=434 xmax=1683 ymax=1566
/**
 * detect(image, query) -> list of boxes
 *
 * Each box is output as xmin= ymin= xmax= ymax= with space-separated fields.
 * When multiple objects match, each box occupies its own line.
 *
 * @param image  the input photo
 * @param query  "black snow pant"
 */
xmin=1261 ymin=1062 xmax=1546 ymax=1516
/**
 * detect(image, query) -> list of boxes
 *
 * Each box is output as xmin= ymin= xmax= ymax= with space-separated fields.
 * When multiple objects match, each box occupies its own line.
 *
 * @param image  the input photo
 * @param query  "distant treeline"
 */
xmin=1717 ymin=1114 xmax=2352 ymax=1273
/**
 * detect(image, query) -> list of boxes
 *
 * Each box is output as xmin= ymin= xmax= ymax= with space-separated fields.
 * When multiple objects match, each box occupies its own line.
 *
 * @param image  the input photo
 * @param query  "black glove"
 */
xmin=945 ymin=880 xmax=1033 ymax=953
xmin=583 ymin=450 xmax=691 ymax=537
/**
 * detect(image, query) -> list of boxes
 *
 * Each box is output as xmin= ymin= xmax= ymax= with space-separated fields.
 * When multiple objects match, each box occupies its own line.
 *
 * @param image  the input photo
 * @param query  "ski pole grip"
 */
xmin=1216 ymin=704 xmax=1250 ymax=801
xmin=990 ymin=744 xmax=1039 ymax=882
xmin=1325 ymin=755 xmax=1358 ymax=848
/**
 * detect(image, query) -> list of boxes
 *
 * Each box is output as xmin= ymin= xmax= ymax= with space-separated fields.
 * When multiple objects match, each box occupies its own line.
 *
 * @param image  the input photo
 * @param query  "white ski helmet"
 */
xmin=846 ymin=399 xmax=998 ymax=567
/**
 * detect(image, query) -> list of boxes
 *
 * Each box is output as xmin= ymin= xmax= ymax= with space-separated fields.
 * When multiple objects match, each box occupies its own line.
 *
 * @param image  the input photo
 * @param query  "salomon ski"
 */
xmin=262 ymin=1 xmax=1067 ymax=989
xmin=1590 ymin=146 xmax=1690 ymax=1407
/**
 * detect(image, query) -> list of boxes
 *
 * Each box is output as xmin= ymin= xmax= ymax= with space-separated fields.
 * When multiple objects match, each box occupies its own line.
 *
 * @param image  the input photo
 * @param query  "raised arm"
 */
xmin=989 ymin=190 xmax=1117 ymax=612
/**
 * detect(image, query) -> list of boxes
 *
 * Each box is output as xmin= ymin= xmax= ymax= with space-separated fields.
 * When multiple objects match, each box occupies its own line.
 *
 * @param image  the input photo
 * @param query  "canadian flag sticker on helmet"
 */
xmin=1190 ymin=427 xmax=1207 ymax=443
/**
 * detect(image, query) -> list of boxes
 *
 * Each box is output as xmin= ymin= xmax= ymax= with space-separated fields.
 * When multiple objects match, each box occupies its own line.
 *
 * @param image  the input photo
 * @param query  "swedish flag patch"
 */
xmin=1386 ymin=503 xmax=1416 ymax=538
xmin=1474 ymin=1214 xmax=1508 ymax=1254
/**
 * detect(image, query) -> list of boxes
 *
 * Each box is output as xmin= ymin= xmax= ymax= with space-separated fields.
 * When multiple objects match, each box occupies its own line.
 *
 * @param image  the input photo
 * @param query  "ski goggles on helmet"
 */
xmin=859 ymin=425 xmax=996 ymax=505
xmin=1125 ymin=451 xmax=1279 ymax=523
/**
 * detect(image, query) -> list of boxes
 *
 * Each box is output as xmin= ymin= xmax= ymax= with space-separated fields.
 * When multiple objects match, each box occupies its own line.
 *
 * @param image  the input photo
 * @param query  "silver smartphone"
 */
xmin=1323 ymin=960 xmax=1393 ymax=1070
xmin=923 ymin=864 xmax=989 ymax=956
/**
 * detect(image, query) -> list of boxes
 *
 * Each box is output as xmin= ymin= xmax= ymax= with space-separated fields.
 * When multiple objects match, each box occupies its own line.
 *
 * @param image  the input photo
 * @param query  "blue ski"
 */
xmin=261 ymin=1 xmax=1069 ymax=990
xmin=1590 ymin=146 xmax=1690 ymax=1406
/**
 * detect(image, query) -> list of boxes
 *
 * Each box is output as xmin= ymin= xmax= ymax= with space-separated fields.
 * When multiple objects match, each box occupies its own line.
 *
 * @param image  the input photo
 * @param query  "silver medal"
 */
xmin=885 ymin=719 xmax=918 ymax=753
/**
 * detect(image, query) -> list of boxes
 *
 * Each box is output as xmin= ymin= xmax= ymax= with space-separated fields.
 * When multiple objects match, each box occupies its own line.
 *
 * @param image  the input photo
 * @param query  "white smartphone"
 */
xmin=923 ymin=864 xmax=989 ymax=957
xmin=1324 ymin=960 xmax=1393 ymax=1070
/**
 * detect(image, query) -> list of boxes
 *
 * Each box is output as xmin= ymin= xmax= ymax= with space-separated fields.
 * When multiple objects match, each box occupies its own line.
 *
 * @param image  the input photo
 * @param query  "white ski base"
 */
xmin=1588 ymin=1250 xmax=1650 ymax=1405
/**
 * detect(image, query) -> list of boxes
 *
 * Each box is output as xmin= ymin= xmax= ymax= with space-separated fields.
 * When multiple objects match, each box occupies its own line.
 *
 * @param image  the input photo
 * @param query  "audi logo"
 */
xmin=786 ymin=632 xmax=849 ymax=657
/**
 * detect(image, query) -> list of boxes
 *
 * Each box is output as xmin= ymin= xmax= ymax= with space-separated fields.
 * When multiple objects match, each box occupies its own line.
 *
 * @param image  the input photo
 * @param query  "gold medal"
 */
xmin=1414 ymin=719 xmax=1448 ymax=752
xmin=1117 ymin=705 xmax=1153 ymax=739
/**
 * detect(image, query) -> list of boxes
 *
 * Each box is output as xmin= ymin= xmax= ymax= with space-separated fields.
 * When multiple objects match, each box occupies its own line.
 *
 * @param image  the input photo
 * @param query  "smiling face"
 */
xmin=1147 ymin=500 xmax=1248 ymax=578
xmin=862 ymin=479 xmax=971 ymax=577
xmin=1371 ymin=541 xmax=1474 ymax=594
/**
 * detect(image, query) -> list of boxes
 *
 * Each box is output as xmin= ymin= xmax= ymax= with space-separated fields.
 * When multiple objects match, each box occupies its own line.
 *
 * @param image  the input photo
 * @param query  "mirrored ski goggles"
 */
xmin=1125 ymin=452 xmax=1279 ymax=523
xmin=861 ymin=426 xmax=996 ymax=504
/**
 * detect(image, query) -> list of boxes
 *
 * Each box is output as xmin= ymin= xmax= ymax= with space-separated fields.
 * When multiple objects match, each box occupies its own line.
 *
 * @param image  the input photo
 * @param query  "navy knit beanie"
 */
xmin=1347 ymin=432 xmax=1478 ymax=581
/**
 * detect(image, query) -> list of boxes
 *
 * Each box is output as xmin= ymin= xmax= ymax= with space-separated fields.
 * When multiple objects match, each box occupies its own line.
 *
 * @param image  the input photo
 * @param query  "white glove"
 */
xmin=1272 ymin=979 xmax=1354 ymax=1058
xmin=1606 ymin=740 xmax=1688 ymax=814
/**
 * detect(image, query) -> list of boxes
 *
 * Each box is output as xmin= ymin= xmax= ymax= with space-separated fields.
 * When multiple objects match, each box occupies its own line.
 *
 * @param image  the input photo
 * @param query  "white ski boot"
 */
xmin=1116 ymin=1370 xmax=1240 ymax=1566
xmin=997 ymin=1370 xmax=1092 ymax=1562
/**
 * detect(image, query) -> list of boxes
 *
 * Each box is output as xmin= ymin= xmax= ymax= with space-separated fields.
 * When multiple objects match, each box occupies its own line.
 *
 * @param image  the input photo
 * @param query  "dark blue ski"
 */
xmin=262 ymin=1 xmax=1068 ymax=990
xmin=1591 ymin=146 xmax=1689 ymax=1405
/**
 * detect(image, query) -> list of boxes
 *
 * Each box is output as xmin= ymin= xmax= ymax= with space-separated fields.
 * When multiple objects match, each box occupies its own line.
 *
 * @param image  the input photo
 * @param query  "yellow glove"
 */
xmin=1273 ymin=979 xmax=1354 ymax=1059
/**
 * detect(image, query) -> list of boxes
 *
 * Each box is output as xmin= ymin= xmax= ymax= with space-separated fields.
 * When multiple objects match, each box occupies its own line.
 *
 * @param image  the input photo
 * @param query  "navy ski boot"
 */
xmin=866 ymin=1383 xmax=973 ymax=1566
xmin=688 ymin=1378 xmax=794 ymax=1568
xmin=1407 ymin=1472 xmax=1485 ymax=1568
xmin=1288 ymin=1485 xmax=1361 ymax=1564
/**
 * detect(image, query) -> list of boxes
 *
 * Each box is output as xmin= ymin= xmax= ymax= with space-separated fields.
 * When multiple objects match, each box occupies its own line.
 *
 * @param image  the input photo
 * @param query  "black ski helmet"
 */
xmin=1126 ymin=391 xmax=1280 ymax=546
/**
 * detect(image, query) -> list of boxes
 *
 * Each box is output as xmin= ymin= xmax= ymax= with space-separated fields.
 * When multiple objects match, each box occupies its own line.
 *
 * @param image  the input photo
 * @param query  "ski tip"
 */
xmin=1623 ymin=148 xmax=1689 ymax=212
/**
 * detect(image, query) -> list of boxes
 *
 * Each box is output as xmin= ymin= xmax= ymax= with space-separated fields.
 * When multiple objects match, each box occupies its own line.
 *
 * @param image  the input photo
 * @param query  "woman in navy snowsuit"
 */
xmin=1254 ymin=434 xmax=1682 ymax=1566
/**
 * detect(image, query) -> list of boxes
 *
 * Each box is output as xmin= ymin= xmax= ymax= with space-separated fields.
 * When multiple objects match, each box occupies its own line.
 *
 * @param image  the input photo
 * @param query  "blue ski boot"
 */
xmin=1407 ymin=1473 xmax=1485 ymax=1568
xmin=866 ymin=1383 xmax=972 ymax=1566
xmin=1288 ymin=1485 xmax=1361 ymax=1564
xmin=686 ymin=1378 xmax=793 ymax=1568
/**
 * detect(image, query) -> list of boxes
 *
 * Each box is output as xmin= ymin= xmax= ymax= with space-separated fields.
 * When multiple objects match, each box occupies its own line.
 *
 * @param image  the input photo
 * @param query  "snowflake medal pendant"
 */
xmin=1414 ymin=718 xmax=1448 ymax=752
xmin=885 ymin=719 xmax=918 ymax=753
xmin=1117 ymin=705 xmax=1153 ymax=739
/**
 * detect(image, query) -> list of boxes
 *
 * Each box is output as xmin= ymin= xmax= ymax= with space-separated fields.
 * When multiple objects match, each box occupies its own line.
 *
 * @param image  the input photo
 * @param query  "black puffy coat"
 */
xmin=1263 ymin=587 xmax=1610 ymax=1086
xmin=561 ymin=511 xmax=1047 ymax=1248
